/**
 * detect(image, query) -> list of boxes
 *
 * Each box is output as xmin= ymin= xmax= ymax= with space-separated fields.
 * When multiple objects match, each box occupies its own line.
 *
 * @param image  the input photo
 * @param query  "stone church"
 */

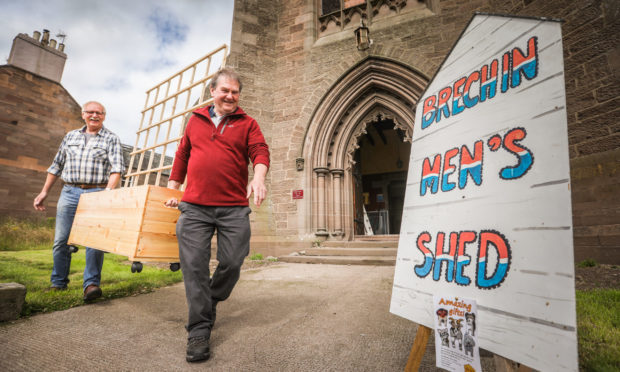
xmin=227 ymin=0 xmax=619 ymax=264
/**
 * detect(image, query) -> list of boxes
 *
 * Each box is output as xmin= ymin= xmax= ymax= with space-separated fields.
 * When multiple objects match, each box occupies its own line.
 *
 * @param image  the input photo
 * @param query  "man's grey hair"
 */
xmin=82 ymin=101 xmax=106 ymax=113
xmin=210 ymin=67 xmax=243 ymax=92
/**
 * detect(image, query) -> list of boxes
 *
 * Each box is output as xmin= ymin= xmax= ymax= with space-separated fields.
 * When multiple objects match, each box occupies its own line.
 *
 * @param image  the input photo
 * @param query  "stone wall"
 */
xmin=230 ymin=0 xmax=619 ymax=262
xmin=229 ymin=0 xmax=285 ymax=253
xmin=0 ymin=65 xmax=83 ymax=219
xmin=484 ymin=0 xmax=620 ymax=264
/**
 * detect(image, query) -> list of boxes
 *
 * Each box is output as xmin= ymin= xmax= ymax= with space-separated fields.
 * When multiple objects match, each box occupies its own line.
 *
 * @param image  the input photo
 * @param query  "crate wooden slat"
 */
xmin=125 ymin=45 xmax=227 ymax=188
xmin=68 ymin=185 xmax=183 ymax=263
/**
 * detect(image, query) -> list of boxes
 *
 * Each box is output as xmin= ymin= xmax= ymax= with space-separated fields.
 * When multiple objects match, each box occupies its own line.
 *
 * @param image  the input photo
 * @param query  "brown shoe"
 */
xmin=83 ymin=284 xmax=102 ymax=301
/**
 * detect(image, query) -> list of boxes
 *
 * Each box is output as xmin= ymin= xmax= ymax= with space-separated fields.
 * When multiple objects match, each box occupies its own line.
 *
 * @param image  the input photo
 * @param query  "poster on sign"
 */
xmin=390 ymin=13 xmax=578 ymax=372
xmin=433 ymin=295 xmax=481 ymax=372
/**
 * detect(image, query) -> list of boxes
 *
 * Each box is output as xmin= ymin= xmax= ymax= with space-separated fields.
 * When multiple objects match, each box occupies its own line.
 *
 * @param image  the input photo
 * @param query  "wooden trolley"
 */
xmin=67 ymin=45 xmax=228 ymax=272
xmin=68 ymin=185 xmax=183 ymax=273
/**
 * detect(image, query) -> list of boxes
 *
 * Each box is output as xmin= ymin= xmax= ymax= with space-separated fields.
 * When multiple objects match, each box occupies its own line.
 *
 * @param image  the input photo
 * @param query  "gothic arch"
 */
xmin=302 ymin=57 xmax=428 ymax=239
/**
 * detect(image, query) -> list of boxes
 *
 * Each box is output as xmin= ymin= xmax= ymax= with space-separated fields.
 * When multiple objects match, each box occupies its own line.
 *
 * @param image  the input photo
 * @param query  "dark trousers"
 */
xmin=176 ymin=202 xmax=251 ymax=339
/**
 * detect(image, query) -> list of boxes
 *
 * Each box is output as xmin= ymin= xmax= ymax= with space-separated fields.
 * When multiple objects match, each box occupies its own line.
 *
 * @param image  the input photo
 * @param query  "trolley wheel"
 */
xmin=170 ymin=263 xmax=181 ymax=272
xmin=131 ymin=262 xmax=143 ymax=273
xmin=68 ymin=245 xmax=79 ymax=254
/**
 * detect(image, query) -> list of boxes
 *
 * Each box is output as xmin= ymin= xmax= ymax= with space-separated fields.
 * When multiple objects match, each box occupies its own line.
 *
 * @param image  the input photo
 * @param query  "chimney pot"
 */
xmin=41 ymin=29 xmax=50 ymax=46
xmin=58 ymin=43 xmax=65 ymax=52
xmin=8 ymin=31 xmax=67 ymax=83
xmin=50 ymin=39 xmax=57 ymax=49
xmin=33 ymin=31 xmax=41 ymax=41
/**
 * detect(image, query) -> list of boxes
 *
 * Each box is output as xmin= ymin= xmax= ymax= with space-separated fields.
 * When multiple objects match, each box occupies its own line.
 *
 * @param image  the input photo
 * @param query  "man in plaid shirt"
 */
xmin=34 ymin=101 xmax=125 ymax=301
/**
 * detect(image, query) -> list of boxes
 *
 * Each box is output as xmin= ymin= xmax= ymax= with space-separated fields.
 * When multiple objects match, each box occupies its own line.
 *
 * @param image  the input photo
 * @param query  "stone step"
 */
xmin=279 ymin=239 xmax=399 ymax=266
xmin=278 ymin=255 xmax=396 ymax=266
xmin=354 ymin=234 xmax=399 ymax=241
xmin=320 ymin=240 xmax=398 ymax=249
xmin=303 ymin=247 xmax=398 ymax=256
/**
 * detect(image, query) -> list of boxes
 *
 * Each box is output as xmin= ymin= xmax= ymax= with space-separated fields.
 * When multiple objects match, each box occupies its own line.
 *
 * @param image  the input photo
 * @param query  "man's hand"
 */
xmin=164 ymin=180 xmax=181 ymax=208
xmin=247 ymin=163 xmax=268 ymax=207
xmin=33 ymin=191 xmax=47 ymax=211
xmin=34 ymin=173 xmax=58 ymax=211
xmin=247 ymin=178 xmax=267 ymax=207
xmin=164 ymin=198 xmax=179 ymax=208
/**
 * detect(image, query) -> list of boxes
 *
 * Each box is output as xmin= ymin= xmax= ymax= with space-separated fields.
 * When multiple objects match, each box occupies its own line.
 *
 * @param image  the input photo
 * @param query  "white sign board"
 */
xmin=390 ymin=14 xmax=577 ymax=371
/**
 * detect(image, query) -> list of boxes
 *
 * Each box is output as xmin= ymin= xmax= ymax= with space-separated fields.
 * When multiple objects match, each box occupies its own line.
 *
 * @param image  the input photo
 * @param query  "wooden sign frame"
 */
xmin=391 ymin=13 xmax=577 ymax=371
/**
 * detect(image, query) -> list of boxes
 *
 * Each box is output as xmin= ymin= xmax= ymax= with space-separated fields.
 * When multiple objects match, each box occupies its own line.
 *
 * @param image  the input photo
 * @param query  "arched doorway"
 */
xmin=352 ymin=115 xmax=411 ymax=236
xmin=302 ymin=57 xmax=428 ymax=240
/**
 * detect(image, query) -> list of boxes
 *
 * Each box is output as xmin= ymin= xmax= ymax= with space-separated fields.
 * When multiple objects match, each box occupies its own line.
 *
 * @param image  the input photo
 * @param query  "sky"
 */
xmin=0 ymin=0 xmax=234 ymax=145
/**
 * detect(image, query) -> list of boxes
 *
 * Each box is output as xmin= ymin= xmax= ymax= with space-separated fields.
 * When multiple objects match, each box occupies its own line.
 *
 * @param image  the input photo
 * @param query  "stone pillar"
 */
xmin=314 ymin=167 xmax=330 ymax=236
xmin=331 ymin=169 xmax=344 ymax=236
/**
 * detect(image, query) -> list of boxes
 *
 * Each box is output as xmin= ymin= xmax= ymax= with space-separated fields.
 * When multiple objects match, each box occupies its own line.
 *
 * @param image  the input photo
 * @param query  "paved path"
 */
xmin=0 ymin=263 xmax=494 ymax=371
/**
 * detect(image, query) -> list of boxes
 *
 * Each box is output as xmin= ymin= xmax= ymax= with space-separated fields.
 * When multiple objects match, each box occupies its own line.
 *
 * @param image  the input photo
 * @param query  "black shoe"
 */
xmin=83 ymin=285 xmax=102 ymax=301
xmin=186 ymin=336 xmax=210 ymax=362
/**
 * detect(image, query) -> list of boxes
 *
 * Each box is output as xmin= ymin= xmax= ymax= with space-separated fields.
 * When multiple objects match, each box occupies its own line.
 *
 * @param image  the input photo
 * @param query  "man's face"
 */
xmin=210 ymin=76 xmax=240 ymax=116
xmin=81 ymin=103 xmax=106 ymax=132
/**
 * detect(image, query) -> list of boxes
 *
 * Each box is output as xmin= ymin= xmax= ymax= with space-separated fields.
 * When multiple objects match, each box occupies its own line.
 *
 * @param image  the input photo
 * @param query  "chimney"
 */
xmin=7 ymin=29 xmax=68 ymax=83
xmin=41 ymin=29 xmax=50 ymax=46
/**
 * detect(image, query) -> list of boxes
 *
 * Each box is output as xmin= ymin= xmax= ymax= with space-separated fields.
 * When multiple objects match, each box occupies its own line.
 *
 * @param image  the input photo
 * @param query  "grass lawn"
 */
xmin=0 ymin=248 xmax=183 ymax=315
xmin=576 ymin=289 xmax=620 ymax=371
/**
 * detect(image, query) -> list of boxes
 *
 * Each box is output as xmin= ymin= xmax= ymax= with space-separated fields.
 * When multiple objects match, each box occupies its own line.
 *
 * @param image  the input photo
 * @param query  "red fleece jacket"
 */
xmin=169 ymin=106 xmax=270 ymax=206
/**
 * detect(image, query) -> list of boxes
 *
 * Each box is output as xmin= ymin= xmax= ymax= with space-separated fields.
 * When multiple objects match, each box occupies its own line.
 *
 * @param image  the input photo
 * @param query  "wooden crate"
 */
xmin=68 ymin=185 xmax=183 ymax=263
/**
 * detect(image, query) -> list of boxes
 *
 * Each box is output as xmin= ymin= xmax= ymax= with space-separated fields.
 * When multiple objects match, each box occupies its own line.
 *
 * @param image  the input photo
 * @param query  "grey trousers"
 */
xmin=177 ymin=202 xmax=252 ymax=339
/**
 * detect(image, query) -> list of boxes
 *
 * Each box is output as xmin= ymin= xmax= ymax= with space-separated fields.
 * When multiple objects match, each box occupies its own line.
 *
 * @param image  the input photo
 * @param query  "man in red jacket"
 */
xmin=165 ymin=67 xmax=269 ymax=363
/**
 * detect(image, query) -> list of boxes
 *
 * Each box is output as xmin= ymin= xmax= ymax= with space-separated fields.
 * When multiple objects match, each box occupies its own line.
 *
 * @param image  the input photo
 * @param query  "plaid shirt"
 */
xmin=47 ymin=125 xmax=125 ymax=184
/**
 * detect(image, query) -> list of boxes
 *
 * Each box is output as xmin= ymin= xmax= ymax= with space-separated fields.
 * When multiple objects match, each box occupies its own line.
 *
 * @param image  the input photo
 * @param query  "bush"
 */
xmin=0 ymin=217 xmax=55 ymax=251
xmin=578 ymin=259 xmax=598 ymax=268
xmin=249 ymin=253 xmax=264 ymax=261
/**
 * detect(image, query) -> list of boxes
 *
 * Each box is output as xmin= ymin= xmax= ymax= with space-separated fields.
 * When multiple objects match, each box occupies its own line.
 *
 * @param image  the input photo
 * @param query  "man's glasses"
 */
xmin=83 ymin=111 xmax=106 ymax=115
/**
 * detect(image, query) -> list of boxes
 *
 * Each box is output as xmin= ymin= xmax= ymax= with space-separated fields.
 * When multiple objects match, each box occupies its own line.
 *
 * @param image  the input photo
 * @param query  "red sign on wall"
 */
xmin=292 ymin=190 xmax=303 ymax=199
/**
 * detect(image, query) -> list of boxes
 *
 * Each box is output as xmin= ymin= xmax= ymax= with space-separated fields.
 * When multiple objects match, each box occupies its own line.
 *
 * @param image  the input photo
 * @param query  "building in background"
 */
xmin=0 ymin=30 xmax=80 ymax=218
xmin=228 ymin=0 xmax=619 ymax=263
xmin=0 ymin=30 xmax=146 ymax=219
